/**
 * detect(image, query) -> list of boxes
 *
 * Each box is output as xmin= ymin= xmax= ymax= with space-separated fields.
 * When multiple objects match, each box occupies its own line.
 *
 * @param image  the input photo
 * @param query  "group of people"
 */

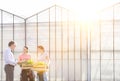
xmin=4 ymin=41 xmax=49 ymax=81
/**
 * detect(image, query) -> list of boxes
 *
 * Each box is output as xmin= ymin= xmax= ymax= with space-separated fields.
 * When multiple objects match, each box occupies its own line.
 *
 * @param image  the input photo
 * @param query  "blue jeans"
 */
xmin=37 ymin=72 xmax=47 ymax=81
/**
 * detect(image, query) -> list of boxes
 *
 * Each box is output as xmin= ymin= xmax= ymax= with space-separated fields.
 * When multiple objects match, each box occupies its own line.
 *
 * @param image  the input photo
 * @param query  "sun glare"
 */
xmin=60 ymin=0 xmax=100 ymax=22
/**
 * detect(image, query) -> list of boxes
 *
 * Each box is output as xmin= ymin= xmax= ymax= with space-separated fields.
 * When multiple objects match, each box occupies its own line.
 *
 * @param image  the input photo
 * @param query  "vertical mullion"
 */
xmin=80 ymin=24 xmax=82 ymax=81
xmin=1 ymin=10 xmax=3 ymax=81
xmin=13 ymin=15 xmax=15 ymax=54
xmin=48 ymin=8 xmax=51 ymax=81
xmin=74 ymin=17 xmax=76 ymax=81
xmin=55 ymin=6 xmax=57 ymax=81
xmin=36 ymin=14 xmax=38 ymax=57
xmin=113 ymin=6 xmax=115 ymax=81
xmin=61 ymin=8 xmax=63 ymax=81
xmin=88 ymin=23 xmax=91 ymax=81
xmin=67 ymin=11 xmax=69 ymax=81
xmin=99 ymin=14 xmax=101 ymax=81
xmin=86 ymin=24 xmax=88 ymax=81
xmin=25 ymin=19 xmax=26 ymax=46
xmin=13 ymin=15 xmax=14 ymax=41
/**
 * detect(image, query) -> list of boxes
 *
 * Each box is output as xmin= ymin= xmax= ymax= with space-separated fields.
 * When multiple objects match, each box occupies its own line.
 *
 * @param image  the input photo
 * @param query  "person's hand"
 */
xmin=17 ymin=61 xmax=21 ymax=64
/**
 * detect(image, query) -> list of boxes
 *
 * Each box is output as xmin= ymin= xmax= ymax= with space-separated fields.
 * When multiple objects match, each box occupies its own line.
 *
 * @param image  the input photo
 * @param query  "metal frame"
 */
xmin=25 ymin=19 xmax=27 ymax=45
xmin=113 ymin=6 xmax=115 ymax=81
xmin=0 ymin=9 xmax=24 ymax=19
xmin=0 ymin=4 xmax=99 ymax=81
xmin=0 ymin=9 xmax=25 ymax=81
xmin=54 ymin=5 xmax=57 ymax=81
xmin=36 ymin=14 xmax=38 ymax=57
xmin=61 ymin=7 xmax=63 ymax=81
xmin=48 ymin=8 xmax=51 ymax=81
xmin=98 ymin=14 xmax=102 ymax=81
xmin=1 ymin=10 xmax=3 ymax=81
xmin=80 ymin=24 xmax=82 ymax=81
xmin=67 ymin=11 xmax=70 ymax=81
xmin=89 ymin=3 xmax=119 ymax=81
xmin=74 ymin=16 xmax=76 ymax=81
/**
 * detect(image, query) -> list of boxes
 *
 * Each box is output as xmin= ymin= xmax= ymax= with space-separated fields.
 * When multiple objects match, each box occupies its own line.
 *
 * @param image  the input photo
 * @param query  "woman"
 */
xmin=37 ymin=45 xmax=49 ymax=81
xmin=18 ymin=46 xmax=35 ymax=81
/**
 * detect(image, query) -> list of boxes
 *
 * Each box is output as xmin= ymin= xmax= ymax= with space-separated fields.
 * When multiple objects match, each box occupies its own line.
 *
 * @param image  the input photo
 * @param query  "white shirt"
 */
xmin=4 ymin=48 xmax=17 ymax=66
xmin=38 ymin=52 xmax=49 ymax=64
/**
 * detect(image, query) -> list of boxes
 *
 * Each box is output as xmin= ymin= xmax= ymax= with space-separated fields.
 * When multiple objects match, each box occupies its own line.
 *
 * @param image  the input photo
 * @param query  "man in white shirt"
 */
xmin=4 ymin=41 xmax=17 ymax=81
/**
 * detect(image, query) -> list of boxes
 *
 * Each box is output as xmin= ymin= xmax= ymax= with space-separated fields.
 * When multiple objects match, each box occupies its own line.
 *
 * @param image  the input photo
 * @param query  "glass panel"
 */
xmin=114 ymin=5 xmax=120 ymax=20
xmin=2 ymin=12 xmax=13 ymax=81
xmin=14 ymin=16 xmax=25 ymax=53
xmin=101 ymin=21 xmax=113 ymax=50
xmin=82 ymin=59 xmax=87 ymax=81
xmin=69 ymin=59 xmax=75 ymax=80
xmin=56 ymin=55 xmax=62 ymax=81
xmin=101 ymin=21 xmax=113 ymax=32
xmin=100 ymin=8 xmax=113 ymax=21
xmin=100 ymin=13 xmax=113 ymax=50
xmin=91 ymin=52 xmax=100 ymax=60
xmin=26 ymin=16 xmax=37 ymax=60
xmin=91 ymin=52 xmax=100 ymax=81
xmin=91 ymin=22 xmax=100 ymax=50
xmin=38 ymin=10 xmax=49 ymax=22
xmin=56 ymin=7 xmax=62 ymax=81
xmin=75 ymin=59 xmax=81 ymax=80
xmin=0 ymin=11 xmax=1 ymax=80
xmin=63 ymin=58 xmax=68 ymax=81
xmin=101 ymin=52 xmax=113 ymax=81
xmin=81 ymin=24 xmax=87 ymax=51
xmin=75 ymin=23 xmax=80 ymax=59
xmin=114 ymin=21 xmax=120 ymax=50
xmin=14 ymin=16 xmax=25 ymax=81
xmin=38 ymin=11 xmax=49 ymax=52
xmin=69 ymin=23 xmax=74 ymax=59
xmin=49 ymin=7 xmax=55 ymax=81
xmin=101 ymin=52 xmax=113 ymax=60
xmin=101 ymin=60 xmax=113 ymax=81
xmin=3 ymin=12 xmax=13 ymax=50
xmin=91 ymin=60 xmax=100 ymax=81
xmin=115 ymin=52 xmax=120 ymax=81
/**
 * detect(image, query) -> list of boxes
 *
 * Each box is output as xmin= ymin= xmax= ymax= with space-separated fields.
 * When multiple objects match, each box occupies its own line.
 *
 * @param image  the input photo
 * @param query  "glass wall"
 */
xmin=26 ymin=5 xmax=84 ymax=81
xmin=0 ymin=5 xmax=83 ymax=81
xmin=90 ymin=3 xmax=120 ymax=81
xmin=0 ymin=10 xmax=25 ymax=81
xmin=3 ymin=4 xmax=120 ymax=81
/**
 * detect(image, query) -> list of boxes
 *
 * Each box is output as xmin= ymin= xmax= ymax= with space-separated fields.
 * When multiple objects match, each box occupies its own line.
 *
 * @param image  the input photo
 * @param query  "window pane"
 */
xmin=91 ymin=60 xmax=100 ymax=81
xmin=91 ymin=22 xmax=100 ymax=50
xmin=115 ymin=52 xmax=120 ymax=81
xmin=26 ymin=16 xmax=37 ymax=60
xmin=100 ymin=8 xmax=113 ymax=21
xmin=101 ymin=52 xmax=113 ymax=81
xmin=114 ymin=21 xmax=120 ymax=50
xmin=0 ymin=11 xmax=1 ymax=81
xmin=101 ymin=60 xmax=113 ymax=81
xmin=14 ymin=16 xmax=25 ymax=53
xmin=2 ymin=11 xmax=13 ymax=81
xmin=114 ymin=5 xmax=120 ymax=20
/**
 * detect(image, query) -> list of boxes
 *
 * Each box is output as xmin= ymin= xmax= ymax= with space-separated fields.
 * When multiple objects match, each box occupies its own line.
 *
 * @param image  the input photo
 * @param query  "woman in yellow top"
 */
xmin=37 ymin=45 xmax=50 ymax=81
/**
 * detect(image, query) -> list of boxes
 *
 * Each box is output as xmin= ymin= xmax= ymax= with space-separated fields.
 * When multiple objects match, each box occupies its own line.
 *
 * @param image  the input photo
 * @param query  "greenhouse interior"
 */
xmin=0 ymin=1 xmax=120 ymax=81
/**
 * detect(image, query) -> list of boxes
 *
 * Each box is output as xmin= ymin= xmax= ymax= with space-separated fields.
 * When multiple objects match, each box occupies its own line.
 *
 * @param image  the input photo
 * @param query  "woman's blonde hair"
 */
xmin=37 ymin=45 xmax=45 ymax=52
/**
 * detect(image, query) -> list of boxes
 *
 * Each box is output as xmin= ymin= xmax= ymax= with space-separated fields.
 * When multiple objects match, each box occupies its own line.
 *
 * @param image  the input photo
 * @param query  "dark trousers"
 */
xmin=37 ymin=72 xmax=47 ymax=81
xmin=20 ymin=69 xmax=35 ymax=81
xmin=4 ymin=64 xmax=14 ymax=81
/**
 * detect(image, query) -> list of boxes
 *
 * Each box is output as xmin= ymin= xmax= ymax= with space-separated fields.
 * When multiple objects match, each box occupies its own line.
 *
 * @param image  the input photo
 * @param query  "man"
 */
xmin=4 ymin=41 xmax=17 ymax=81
